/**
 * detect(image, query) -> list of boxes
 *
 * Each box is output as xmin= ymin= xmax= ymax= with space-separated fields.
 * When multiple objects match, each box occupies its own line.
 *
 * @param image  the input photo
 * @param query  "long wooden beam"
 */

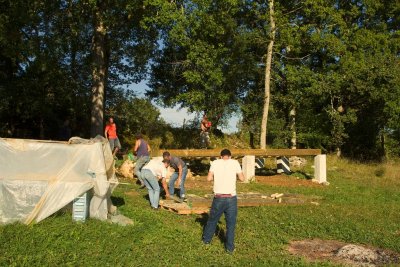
xmin=155 ymin=148 xmax=321 ymax=157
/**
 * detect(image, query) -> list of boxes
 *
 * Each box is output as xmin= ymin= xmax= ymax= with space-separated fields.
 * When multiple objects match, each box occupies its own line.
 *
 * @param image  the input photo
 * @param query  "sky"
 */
xmin=130 ymin=81 xmax=240 ymax=133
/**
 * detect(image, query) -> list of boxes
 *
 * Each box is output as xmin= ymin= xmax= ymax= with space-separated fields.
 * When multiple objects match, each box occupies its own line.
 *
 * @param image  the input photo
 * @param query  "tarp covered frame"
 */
xmin=0 ymin=136 xmax=118 ymax=224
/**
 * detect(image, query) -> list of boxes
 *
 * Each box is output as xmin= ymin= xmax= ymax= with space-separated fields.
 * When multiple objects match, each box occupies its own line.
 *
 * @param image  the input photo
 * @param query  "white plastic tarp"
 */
xmin=0 ymin=136 xmax=117 ymax=224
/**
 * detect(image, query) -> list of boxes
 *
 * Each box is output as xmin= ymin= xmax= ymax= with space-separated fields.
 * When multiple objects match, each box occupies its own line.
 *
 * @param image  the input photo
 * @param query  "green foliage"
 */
xmin=1 ymin=0 xmax=400 ymax=160
xmin=0 ymin=0 xmax=158 ymax=139
xmin=146 ymin=0 xmax=248 ymax=126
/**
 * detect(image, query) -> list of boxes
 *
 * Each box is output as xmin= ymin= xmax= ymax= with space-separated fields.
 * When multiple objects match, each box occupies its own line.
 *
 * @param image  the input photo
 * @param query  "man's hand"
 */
xmin=237 ymin=172 xmax=245 ymax=182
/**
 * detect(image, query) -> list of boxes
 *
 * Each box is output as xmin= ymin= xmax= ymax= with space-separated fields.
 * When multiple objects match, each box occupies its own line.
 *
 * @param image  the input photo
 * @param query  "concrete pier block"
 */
xmin=242 ymin=155 xmax=255 ymax=183
xmin=314 ymin=154 xmax=327 ymax=184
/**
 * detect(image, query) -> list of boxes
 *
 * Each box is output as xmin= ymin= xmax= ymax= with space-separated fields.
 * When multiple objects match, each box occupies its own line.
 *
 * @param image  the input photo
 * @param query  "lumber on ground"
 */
xmin=188 ymin=197 xmax=307 ymax=208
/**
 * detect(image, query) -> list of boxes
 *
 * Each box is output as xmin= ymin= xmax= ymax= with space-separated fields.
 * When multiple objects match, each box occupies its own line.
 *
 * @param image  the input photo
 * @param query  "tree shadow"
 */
xmin=142 ymin=194 xmax=150 ymax=201
xmin=255 ymin=168 xmax=278 ymax=176
xmin=110 ymin=196 xmax=125 ymax=207
xmin=291 ymin=170 xmax=313 ymax=180
xmin=195 ymin=213 xmax=226 ymax=244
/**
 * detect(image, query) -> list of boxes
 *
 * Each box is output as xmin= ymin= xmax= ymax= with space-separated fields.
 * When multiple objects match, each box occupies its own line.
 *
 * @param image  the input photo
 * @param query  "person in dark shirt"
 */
xmin=134 ymin=133 xmax=151 ymax=188
xmin=162 ymin=151 xmax=188 ymax=201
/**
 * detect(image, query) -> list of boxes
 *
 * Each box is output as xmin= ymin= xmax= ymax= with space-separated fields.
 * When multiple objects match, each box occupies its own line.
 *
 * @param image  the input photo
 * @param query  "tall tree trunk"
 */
xmin=289 ymin=107 xmax=296 ymax=149
xmin=90 ymin=7 xmax=108 ymax=137
xmin=260 ymin=0 xmax=276 ymax=149
xmin=249 ymin=131 xmax=255 ymax=149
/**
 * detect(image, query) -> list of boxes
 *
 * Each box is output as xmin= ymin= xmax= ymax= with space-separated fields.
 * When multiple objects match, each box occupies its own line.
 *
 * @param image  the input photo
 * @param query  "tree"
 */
xmin=146 ymin=0 xmax=247 ymax=128
xmin=260 ymin=0 xmax=276 ymax=149
xmin=0 ymin=0 xmax=158 ymax=139
xmin=87 ymin=0 xmax=159 ymax=137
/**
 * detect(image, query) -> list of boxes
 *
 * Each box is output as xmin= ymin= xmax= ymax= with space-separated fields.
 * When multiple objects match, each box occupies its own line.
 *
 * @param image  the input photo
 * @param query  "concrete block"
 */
xmin=314 ymin=154 xmax=327 ymax=183
xmin=242 ymin=155 xmax=255 ymax=183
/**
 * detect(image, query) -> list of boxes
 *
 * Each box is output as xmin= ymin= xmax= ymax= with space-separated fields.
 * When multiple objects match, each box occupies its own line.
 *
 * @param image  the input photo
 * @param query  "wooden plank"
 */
xmin=154 ymin=148 xmax=321 ymax=157
xmin=189 ymin=196 xmax=310 ymax=208
xmin=159 ymin=200 xmax=209 ymax=214
xmin=189 ymin=198 xmax=287 ymax=208
xmin=162 ymin=193 xmax=312 ymax=214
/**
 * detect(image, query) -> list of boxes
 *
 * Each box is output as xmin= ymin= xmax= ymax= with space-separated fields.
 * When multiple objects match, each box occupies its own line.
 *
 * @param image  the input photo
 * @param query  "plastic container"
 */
xmin=72 ymin=192 xmax=90 ymax=222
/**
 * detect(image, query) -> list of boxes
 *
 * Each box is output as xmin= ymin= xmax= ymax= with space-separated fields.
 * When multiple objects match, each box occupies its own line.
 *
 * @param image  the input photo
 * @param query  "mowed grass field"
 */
xmin=1 ymin=156 xmax=399 ymax=266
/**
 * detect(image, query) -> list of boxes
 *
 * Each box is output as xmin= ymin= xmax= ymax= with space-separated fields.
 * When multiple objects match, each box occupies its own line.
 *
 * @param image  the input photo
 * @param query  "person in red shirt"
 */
xmin=200 ymin=114 xmax=211 ymax=148
xmin=104 ymin=117 xmax=121 ymax=158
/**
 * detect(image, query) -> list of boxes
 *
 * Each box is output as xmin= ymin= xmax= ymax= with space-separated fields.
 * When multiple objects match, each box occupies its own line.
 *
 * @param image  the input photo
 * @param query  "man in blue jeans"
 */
xmin=202 ymin=149 xmax=244 ymax=253
xmin=162 ymin=151 xmax=188 ymax=201
xmin=141 ymin=158 xmax=169 ymax=210
xmin=133 ymin=133 xmax=151 ymax=188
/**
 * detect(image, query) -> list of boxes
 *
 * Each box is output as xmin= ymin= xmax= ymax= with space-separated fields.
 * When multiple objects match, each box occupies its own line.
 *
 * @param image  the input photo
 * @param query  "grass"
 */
xmin=1 ymin=156 xmax=400 ymax=266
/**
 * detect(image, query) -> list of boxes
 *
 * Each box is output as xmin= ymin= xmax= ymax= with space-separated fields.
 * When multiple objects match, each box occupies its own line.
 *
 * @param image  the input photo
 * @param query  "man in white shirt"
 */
xmin=202 ymin=149 xmax=244 ymax=253
xmin=141 ymin=158 xmax=169 ymax=209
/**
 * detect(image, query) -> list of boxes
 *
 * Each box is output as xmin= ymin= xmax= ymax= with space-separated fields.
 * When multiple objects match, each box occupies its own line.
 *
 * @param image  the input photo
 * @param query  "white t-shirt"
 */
xmin=142 ymin=158 xmax=167 ymax=178
xmin=209 ymin=158 xmax=242 ymax=196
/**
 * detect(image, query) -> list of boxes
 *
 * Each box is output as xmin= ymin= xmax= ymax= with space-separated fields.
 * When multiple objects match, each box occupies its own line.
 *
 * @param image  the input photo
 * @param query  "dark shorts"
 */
xmin=108 ymin=138 xmax=121 ymax=151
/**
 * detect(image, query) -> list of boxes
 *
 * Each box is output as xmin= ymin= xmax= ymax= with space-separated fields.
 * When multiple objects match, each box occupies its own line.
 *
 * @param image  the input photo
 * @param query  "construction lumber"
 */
xmin=154 ymin=148 xmax=321 ymax=158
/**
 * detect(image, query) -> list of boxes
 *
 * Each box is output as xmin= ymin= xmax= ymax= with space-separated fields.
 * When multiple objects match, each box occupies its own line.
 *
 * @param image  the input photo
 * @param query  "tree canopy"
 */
xmin=0 ymin=0 xmax=399 ymax=159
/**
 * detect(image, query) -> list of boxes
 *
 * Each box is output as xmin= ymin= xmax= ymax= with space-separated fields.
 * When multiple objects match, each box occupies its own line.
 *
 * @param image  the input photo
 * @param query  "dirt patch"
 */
xmin=124 ymin=190 xmax=140 ymax=196
xmin=288 ymin=239 xmax=400 ymax=266
xmin=185 ymin=176 xmax=213 ymax=190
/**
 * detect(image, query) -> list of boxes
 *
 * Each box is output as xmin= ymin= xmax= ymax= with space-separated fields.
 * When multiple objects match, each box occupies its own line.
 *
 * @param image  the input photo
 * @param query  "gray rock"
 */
xmin=335 ymin=244 xmax=378 ymax=265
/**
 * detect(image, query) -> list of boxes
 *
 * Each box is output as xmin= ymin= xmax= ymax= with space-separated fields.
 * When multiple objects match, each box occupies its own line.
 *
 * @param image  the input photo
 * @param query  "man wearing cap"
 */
xmin=162 ymin=151 xmax=188 ymax=201
xmin=141 ymin=157 xmax=169 ymax=210
xmin=202 ymin=149 xmax=244 ymax=253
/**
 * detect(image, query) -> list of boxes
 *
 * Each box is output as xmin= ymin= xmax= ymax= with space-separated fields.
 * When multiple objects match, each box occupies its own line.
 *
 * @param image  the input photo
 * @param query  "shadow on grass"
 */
xmin=256 ymin=168 xmax=313 ymax=180
xmin=255 ymin=168 xmax=278 ymax=176
xmin=290 ymin=171 xmax=313 ymax=180
xmin=111 ymin=196 xmax=126 ymax=207
xmin=195 ymin=213 xmax=226 ymax=244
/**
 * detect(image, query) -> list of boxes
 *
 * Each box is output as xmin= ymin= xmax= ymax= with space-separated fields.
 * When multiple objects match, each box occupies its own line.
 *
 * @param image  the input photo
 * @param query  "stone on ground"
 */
xmin=335 ymin=244 xmax=378 ymax=265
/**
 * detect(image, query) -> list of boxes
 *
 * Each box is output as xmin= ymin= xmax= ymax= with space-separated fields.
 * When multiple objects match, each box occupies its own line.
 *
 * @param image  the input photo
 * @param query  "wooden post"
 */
xmin=242 ymin=155 xmax=255 ymax=183
xmin=314 ymin=154 xmax=327 ymax=184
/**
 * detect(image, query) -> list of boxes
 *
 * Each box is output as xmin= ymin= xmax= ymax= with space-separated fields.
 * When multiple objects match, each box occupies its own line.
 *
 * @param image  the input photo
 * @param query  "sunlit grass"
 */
xmin=1 ymin=156 xmax=399 ymax=266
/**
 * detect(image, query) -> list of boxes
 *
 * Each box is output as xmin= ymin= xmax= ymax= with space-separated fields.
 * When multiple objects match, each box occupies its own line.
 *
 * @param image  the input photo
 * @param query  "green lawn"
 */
xmin=1 ymin=156 xmax=399 ymax=266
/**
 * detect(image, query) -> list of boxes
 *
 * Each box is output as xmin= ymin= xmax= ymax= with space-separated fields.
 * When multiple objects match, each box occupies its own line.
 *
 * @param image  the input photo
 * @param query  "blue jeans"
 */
xmin=134 ymin=156 xmax=150 ymax=184
xmin=202 ymin=196 xmax=238 ymax=252
xmin=168 ymin=166 xmax=188 ymax=198
xmin=141 ymin=169 xmax=160 ymax=208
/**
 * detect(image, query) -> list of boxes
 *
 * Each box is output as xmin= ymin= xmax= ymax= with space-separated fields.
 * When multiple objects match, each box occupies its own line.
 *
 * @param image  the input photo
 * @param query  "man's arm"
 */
xmin=104 ymin=128 xmax=108 ymax=138
xmin=147 ymin=143 xmax=151 ymax=152
xmin=161 ymin=178 xmax=170 ymax=198
xmin=207 ymin=171 xmax=214 ymax=181
xmin=177 ymin=164 xmax=183 ymax=185
xmin=237 ymin=172 xmax=245 ymax=182
xmin=133 ymin=139 xmax=140 ymax=153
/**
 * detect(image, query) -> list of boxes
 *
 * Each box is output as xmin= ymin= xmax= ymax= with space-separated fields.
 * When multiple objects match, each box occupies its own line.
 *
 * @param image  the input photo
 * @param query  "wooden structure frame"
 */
xmin=155 ymin=149 xmax=327 ymax=184
xmin=154 ymin=148 xmax=321 ymax=158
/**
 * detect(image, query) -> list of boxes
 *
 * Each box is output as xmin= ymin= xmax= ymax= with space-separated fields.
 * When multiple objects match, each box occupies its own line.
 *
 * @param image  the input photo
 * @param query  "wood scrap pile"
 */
xmin=159 ymin=192 xmax=320 ymax=215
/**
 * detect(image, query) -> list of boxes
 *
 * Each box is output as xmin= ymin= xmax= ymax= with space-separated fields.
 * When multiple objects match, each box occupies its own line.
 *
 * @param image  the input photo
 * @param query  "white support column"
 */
xmin=314 ymin=154 xmax=327 ymax=184
xmin=242 ymin=155 xmax=255 ymax=183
